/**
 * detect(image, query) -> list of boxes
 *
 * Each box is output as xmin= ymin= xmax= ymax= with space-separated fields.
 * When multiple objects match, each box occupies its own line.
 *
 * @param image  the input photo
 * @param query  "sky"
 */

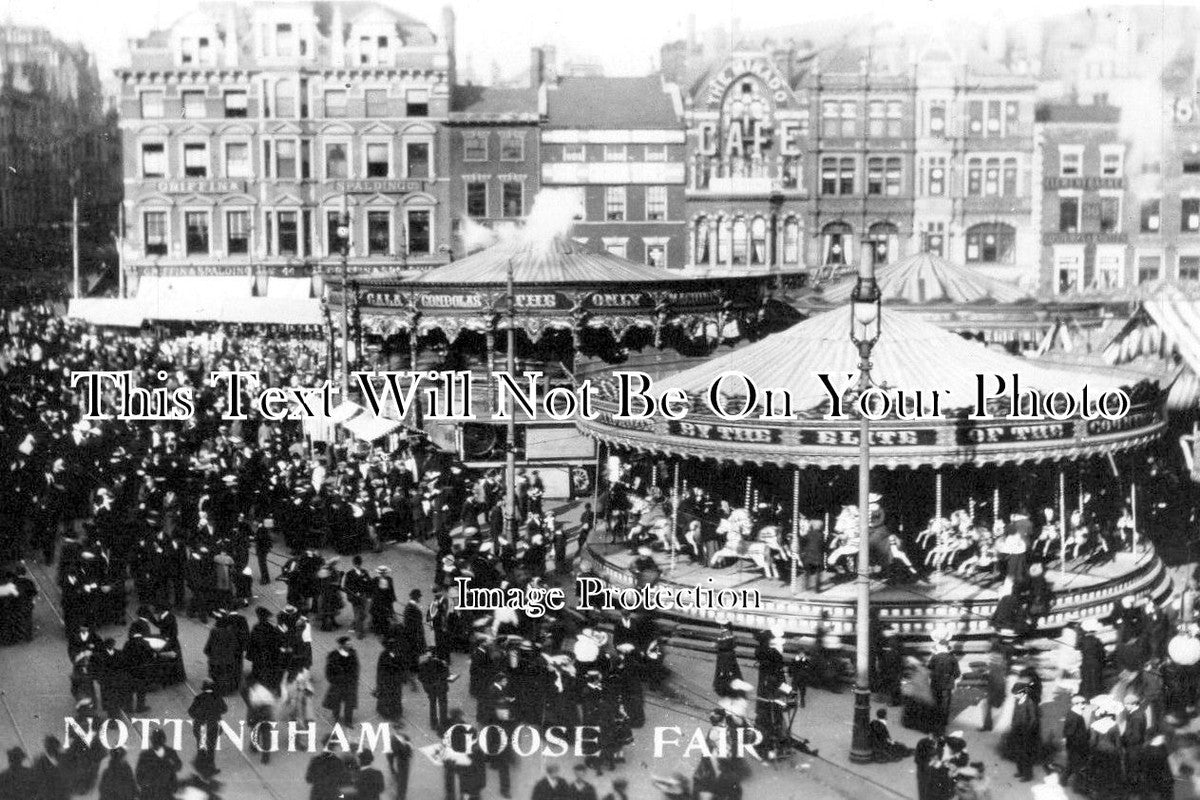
xmin=0 ymin=0 xmax=1178 ymax=82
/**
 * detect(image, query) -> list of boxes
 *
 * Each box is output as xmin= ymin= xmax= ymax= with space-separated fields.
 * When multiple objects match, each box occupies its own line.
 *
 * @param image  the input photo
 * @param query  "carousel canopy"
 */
xmin=332 ymin=234 xmax=767 ymax=343
xmin=816 ymin=253 xmax=1031 ymax=306
xmin=405 ymin=235 xmax=677 ymax=286
xmin=577 ymin=306 xmax=1165 ymax=469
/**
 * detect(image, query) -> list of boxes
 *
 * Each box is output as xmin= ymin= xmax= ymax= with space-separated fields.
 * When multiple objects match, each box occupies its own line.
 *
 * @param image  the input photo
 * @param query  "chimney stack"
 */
xmin=530 ymin=46 xmax=544 ymax=88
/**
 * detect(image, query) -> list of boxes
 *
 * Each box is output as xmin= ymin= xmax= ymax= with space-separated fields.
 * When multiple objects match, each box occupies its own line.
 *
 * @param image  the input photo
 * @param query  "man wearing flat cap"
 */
xmin=1010 ymin=681 xmax=1040 ymax=782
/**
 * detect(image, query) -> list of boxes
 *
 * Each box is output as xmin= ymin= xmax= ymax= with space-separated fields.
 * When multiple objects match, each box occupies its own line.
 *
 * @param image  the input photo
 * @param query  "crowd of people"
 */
xmin=0 ymin=299 xmax=686 ymax=800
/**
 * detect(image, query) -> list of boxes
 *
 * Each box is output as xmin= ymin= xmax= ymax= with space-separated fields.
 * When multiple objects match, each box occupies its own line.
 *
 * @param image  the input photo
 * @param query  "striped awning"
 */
xmin=817 ymin=252 xmax=1030 ymax=306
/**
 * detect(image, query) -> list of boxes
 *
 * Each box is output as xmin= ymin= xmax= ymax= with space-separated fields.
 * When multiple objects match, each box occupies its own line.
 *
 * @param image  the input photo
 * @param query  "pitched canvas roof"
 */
xmin=818 ymin=252 xmax=1030 ymax=305
xmin=404 ymin=235 xmax=679 ymax=285
xmin=654 ymin=305 xmax=1142 ymax=413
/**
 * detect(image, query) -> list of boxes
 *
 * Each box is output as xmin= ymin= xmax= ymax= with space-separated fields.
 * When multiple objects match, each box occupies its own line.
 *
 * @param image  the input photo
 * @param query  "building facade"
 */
xmin=447 ymin=84 xmax=540 ymax=258
xmin=912 ymin=47 xmax=1039 ymax=286
xmin=672 ymin=39 xmax=1038 ymax=280
xmin=1035 ymin=104 xmax=1126 ymax=295
xmin=0 ymin=26 xmax=116 ymax=268
xmin=540 ymin=74 xmax=687 ymax=268
xmin=117 ymin=1 xmax=455 ymax=299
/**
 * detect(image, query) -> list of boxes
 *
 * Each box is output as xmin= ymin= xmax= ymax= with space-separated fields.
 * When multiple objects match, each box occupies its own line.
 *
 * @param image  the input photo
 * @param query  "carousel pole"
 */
xmin=591 ymin=440 xmax=604 ymax=544
xmin=934 ymin=470 xmax=943 ymax=519
xmin=670 ymin=463 xmax=681 ymax=573
xmin=744 ymin=475 xmax=753 ymax=510
xmin=992 ymin=484 xmax=1000 ymax=526
xmin=791 ymin=467 xmax=802 ymax=596
xmin=1131 ymin=482 xmax=1139 ymax=552
xmin=1058 ymin=468 xmax=1068 ymax=566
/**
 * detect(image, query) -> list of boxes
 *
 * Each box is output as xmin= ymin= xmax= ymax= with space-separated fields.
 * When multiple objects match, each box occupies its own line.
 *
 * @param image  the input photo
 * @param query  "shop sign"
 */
xmin=1042 ymin=176 xmax=1123 ymax=190
xmin=154 ymin=179 xmax=247 ymax=194
xmin=332 ymin=179 xmax=426 ymax=194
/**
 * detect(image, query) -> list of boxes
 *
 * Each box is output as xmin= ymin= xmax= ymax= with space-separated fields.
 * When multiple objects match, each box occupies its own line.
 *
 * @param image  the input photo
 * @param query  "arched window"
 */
xmin=783 ymin=217 xmax=801 ymax=264
xmin=965 ymin=223 xmax=1015 ymax=264
xmin=731 ymin=217 xmax=749 ymax=266
xmin=694 ymin=217 xmax=712 ymax=264
xmin=717 ymin=216 xmax=732 ymax=264
xmin=866 ymin=221 xmax=899 ymax=267
xmin=750 ymin=216 xmax=767 ymax=265
xmin=822 ymin=221 xmax=853 ymax=266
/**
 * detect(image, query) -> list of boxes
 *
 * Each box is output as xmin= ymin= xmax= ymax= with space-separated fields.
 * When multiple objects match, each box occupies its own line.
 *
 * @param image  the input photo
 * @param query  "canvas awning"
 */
xmin=264 ymin=276 xmax=314 ymax=300
xmin=66 ymin=298 xmax=145 ymax=328
xmin=817 ymin=252 xmax=1030 ymax=305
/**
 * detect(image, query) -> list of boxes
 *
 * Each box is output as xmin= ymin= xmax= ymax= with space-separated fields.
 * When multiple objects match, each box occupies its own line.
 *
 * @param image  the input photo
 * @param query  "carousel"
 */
xmin=324 ymin=231 xmax=789 ymax=467
xmin=805 ymin=252 xmax=1109 ymax=351
xmin=576 ymin=305 xmax=1172 ymax=646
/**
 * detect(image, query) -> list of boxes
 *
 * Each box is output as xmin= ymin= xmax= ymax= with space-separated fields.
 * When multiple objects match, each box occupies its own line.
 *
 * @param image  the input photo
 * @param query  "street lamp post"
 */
xmin=848 ymin=249 xmax=882 ymax=763
xmin=338 ymin=194 xmax=351 ymax=402
xmin=503 ymin=257 xmax=518 ymax=547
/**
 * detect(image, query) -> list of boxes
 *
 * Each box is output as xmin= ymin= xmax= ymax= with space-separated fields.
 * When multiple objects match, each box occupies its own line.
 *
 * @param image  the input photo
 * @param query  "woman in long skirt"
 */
xmin=375 ymin=638 xmax=406 ymax=719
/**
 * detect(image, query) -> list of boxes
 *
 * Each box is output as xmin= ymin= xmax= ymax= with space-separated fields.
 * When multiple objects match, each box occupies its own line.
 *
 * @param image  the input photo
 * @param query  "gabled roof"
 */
xmin=545 ymin=76 xmax=679 ymax=130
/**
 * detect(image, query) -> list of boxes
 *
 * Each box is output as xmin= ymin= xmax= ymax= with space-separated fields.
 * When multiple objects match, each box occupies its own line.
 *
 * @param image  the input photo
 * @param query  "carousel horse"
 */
xmin=708 ymin=510 xmax=781 ymax=576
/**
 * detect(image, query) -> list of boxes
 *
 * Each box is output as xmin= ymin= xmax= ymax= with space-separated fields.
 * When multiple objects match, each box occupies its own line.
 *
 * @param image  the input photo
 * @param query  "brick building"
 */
xmin=539 ymin=74 xmax=687 ymax=269
xmin=1035 ymin=103 xmax=1126 ymax=295
xmin=117 ymin=1 xmax=455 ymax=305
xmin=447 ymin=84 xmax=540 ymax=258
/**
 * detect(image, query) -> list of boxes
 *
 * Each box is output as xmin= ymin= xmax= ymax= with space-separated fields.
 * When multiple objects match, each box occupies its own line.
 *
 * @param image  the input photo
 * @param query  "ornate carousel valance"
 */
xmin=576 ymin=306 xmax=1167 ymax=469
xmin=326 ymin=235 xmax=771 ymax=345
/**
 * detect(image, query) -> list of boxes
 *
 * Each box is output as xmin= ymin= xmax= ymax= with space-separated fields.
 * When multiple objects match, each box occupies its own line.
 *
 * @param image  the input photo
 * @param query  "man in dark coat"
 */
xmin=1121 ymin=694 xmax=1149 ymax=792
xmin=417 ymin=646 xmax=450 ymax=732
xmin=203 ymin=610 xmax=243 ymax=695
xmin=800 ymin=518 xmax=825 ymax=592
xmin=1078 ymin=621 xmax=1106 ymax=698
xmin=323 ymin=637 xmax=360 ymax=726
xmin=187 ymin=679 xmax=227 ymax=776
xmin=927 ymin=640 xmax=960 ymax=734
xmin=401 ymin=589 xmax=426 ymax=665
xmin=134 ymin=729 xmax=181 ymax=800
xmin=875 ymin=627 xmax=905 ymax=707
xmin=248 ymin=607 xmax=285 ymax=688
xmin=97 ymin=747 xmax=136 ymax=800
xmin=531 ymin=763 xmax=570 ymax=800
xmin=121 ymin=626 xmax=155 ymax=713
xmin=1009 ymin=682 xmax=1040 ymax=781
xmin=341 ymin=555 xmax=371 ymax=639
xmin=305 ymin=742 xmax=350 ymax=800
xmin=1061 ymin=694 xmax=1090 ymax=789
xmin=369 ymin=566 xmax=396 ymax=637
xmin=0 ymin=746 xmax=35 ymax=798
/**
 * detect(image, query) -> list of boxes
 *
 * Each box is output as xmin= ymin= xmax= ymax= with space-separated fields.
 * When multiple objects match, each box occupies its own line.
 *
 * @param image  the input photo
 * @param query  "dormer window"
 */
xmin=180 ymin=37 xmax=195 ymax=64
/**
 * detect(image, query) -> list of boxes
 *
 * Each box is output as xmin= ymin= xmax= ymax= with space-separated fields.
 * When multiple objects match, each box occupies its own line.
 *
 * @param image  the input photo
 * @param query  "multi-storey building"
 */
xmin=0 ymin=26 xmax=116 ymax=268
xmin=670 ymin=37 xmax=1037 ymax=278
xmin=682 ymin=50 xmax=813 ymax=272
xmin=912 ymin=46 xmax=1039 ymax=286
xmin=117 ymin=1 xmax=454 ymax=302
xmin=539 ymin=73 xmax=687 ymax=268
xmin=447 ymin=84 xmax=540 ymax=257
xmin=1035 ymin=103 xmax=1126 ymax=295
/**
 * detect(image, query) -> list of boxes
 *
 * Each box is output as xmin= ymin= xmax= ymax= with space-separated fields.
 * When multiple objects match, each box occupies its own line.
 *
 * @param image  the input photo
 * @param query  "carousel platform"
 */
xmin=582 ymin=542 xmax=1172 ymax=650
